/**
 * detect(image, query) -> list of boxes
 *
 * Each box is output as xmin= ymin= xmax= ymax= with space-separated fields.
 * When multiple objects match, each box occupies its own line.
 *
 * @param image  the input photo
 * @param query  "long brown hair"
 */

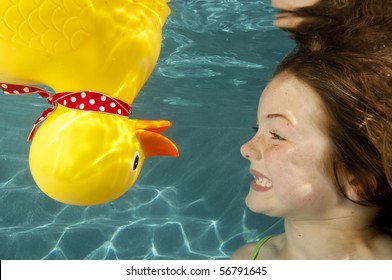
xmin=281 ymin=0 xmax=392 ymax=55
xmin=274 ymin=50 xmax=392 ymax=232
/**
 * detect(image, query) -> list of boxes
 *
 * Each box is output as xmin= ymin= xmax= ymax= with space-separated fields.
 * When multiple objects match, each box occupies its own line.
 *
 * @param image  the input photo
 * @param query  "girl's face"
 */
xmin=271 ymin=0 xmax=320 ymax=29
xmin=241 ymin=72 xmax=347 ymax=220
xmin=271 ymin=0 xmax=319 ymax=10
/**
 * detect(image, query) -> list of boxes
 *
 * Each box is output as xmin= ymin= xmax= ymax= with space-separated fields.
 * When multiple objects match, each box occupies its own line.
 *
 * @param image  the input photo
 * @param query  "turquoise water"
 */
xmin=0 ymin=0 xmax=293 ymax=259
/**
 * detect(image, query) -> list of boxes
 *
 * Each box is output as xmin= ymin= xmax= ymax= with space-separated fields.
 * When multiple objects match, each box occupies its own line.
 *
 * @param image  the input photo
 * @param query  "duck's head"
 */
xmin=29 ymin=105 xmax=178 ymax=206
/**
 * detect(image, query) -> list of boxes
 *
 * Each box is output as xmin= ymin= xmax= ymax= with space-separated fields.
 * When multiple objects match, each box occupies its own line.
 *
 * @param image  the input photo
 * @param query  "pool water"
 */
xmin=0 ymin=0 xmax=294 ymax=259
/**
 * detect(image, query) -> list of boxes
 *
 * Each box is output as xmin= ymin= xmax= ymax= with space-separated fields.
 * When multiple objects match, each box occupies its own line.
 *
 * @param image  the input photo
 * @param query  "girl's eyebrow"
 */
xmin=266 ymin=113 xmax=294 ymax=126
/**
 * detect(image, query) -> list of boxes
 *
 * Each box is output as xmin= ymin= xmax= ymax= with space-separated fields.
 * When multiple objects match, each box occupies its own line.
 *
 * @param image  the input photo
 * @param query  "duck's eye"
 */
xmin=131 ymin=152 xmax=140 ymax=172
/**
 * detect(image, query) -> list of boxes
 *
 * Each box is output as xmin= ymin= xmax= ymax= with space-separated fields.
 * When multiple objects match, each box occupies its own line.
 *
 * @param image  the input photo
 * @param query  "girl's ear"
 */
xmin=345 ymin=175 xmax=362 ymax=201
xmin=342 ymin=171 xmax=377 ymax=203
xmin=335 ymin=165 xmax=363 ymax=202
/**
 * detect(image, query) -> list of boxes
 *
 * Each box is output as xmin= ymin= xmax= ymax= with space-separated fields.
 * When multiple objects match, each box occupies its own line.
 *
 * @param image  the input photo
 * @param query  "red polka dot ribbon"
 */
xmin=1 ymin=83 xmax=131 ymax=141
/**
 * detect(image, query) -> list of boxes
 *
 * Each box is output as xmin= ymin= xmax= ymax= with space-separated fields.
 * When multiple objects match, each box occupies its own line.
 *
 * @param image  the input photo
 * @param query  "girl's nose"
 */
xmin=240 ymin=137 xmax=262 ymax=160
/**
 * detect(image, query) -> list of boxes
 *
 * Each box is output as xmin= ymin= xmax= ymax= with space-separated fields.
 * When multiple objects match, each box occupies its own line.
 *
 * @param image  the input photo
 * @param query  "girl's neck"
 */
xmin=278 ymin=214 xmax=380 ymax=259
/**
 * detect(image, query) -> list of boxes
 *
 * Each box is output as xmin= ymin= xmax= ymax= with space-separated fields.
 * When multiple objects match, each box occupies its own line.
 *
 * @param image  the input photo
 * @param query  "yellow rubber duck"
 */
xmin=0 ymin=0 xmax=178 ymax=205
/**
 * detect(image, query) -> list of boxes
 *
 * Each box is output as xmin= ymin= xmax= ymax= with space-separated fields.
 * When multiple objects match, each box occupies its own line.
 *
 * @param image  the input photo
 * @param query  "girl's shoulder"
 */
xmin=230 ymin=242 xmax=257 ymax=260
xmin=373 ymin=232 xmax=392 ymax=259
xmin=230 ymin=235 xmax=281 ymax=260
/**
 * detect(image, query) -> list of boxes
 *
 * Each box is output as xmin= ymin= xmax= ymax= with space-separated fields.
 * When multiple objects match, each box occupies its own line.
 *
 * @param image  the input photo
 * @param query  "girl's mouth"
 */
xmin=254 ymin=176 xmax=273 ymax=188
xmin=250 ymin=170 xmax=273 ymax=192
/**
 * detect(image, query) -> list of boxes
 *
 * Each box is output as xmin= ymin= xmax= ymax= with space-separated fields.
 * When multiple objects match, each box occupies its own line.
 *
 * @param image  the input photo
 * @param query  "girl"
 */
xmin=231 ymin=51 xmax=392 ymax=259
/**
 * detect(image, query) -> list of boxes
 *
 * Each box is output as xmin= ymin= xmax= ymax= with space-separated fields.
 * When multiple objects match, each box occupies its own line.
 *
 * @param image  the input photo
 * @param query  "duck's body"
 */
xmin=0 ymin=0 xmax=170 ymax=104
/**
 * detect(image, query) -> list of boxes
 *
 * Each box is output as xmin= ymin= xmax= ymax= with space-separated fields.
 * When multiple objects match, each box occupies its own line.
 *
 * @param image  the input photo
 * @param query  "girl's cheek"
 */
xmin=264 ymin=142 xmax=286 ymax=168
xmin=264 ymin=145 xmax=289 ymax=187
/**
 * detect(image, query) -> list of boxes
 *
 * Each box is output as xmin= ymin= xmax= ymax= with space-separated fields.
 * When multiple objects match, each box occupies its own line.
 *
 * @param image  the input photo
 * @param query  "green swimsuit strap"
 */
xmin=248 ymin=235 xmax=274 ymax=260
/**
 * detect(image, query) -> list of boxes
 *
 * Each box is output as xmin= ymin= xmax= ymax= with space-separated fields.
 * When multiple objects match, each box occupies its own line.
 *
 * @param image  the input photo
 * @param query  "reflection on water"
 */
xmin=274 ymin=0 xmax=392 ymax=54
xmin=0 ymin=0 xmax=291 ymax=259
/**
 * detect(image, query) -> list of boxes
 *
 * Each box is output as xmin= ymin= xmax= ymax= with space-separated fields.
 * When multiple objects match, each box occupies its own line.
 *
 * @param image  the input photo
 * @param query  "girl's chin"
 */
xmin=245 ymin=192 xmax=269 ymax=213
xmin=245 ymin=190 xmax=283 ymax=217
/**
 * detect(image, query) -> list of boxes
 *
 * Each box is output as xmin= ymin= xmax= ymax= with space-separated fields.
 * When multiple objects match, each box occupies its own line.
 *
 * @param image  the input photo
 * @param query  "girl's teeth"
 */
xmin=255 ymin=176 xmax=272 ymax=187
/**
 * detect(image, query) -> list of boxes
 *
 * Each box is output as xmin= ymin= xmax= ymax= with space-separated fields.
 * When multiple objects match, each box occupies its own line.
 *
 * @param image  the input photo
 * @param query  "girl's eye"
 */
xmin=270 ymin=131 xmax=286 ymax=141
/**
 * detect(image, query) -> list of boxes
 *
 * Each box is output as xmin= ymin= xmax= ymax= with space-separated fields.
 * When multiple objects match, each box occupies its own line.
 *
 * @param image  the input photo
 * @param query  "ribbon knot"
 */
xmin=1 ymin=83 xmax=131 ymax=141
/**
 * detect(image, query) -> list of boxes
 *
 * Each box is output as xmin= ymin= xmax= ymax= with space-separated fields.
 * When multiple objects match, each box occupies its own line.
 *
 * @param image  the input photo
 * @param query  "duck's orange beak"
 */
xmin=135 ymin=120 xmax=179 ymax=158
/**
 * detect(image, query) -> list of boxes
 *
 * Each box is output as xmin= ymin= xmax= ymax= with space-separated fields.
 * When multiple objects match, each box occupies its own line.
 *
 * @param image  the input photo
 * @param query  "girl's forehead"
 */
xmin=258 ymin=73 xmax=328 ymax=131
